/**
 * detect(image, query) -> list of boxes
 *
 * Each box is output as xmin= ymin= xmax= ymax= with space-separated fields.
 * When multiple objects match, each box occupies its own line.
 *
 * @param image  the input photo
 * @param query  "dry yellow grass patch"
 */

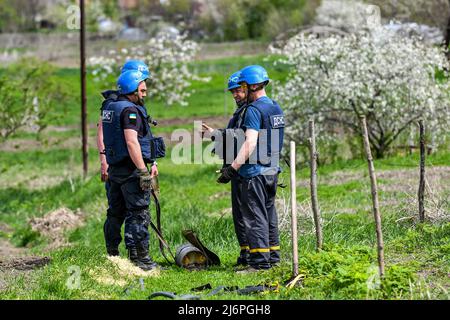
xmin=89 ymin=256 xmax=161 ymax=288
xmin=106 ymin=256 xmax=161 ymax=278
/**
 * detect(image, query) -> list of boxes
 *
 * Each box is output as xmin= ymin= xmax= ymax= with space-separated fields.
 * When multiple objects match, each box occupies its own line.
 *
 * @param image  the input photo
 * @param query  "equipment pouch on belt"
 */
xmin=150 ymin=136 xmax=166 ymax=159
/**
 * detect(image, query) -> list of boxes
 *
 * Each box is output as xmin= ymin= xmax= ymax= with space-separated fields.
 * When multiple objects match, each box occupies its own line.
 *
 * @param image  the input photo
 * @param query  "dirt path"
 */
xmin=0 ymin=222 xmax=51 ymax=293
xmin=0 ymin=239 xmax=26 ymax=261
xmin=0 ymin=238 xmax=50 ymax=292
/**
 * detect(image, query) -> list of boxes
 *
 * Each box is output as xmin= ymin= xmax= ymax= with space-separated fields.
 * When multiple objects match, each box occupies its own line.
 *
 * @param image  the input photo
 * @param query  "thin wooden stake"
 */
xmin=360 ymin=116 xmax=385 ymax=278
xmin=308 ymin=120 xmax=323 ymax=251
xmin=290 ymin=141 xmax=299 ymax=277
xmin=418 ymin=120 xmax=426 ymax=223
xmin=80 ymin=0 xmax=88 ymax=178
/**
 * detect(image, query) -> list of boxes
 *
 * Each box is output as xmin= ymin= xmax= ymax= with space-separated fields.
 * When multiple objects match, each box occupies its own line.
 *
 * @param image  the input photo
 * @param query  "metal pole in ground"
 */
xmin=308 ymin=119 xmax=323 ymax=251
xmin=360 ymin=116 xmax=385 ymax=278
xmin=418 ymin=120 xmax=426 ymax=223
xmin=290 ymin=141 xmax=298 ymax=277
xmin=80 ymin=0 xmax=88 ymax=178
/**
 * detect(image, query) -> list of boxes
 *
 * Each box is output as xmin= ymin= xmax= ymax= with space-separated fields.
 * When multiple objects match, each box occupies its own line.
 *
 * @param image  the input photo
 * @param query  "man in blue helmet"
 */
xmin=101 ymin=69 xmax=160 ymax=271
xmin=96 ymin=60 xmax=150 ymax=257
xmin=216 ymin=65 xmax=285 ymax=273
xmin=202 ymin=71 xmax=250 ymax=267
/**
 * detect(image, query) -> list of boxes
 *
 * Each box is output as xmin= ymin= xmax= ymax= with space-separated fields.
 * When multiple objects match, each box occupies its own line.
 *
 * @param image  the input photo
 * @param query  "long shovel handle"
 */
xmin=148 ymin=186 xmax=176 ymax=264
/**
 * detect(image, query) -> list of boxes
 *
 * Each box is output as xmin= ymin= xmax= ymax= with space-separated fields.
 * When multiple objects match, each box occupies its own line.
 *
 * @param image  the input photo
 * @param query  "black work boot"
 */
xmin=128 ymin=247 xmax=138 ymax=262
xmin=107 ymin=247 xmax=120 ymax=256
xmin=235 ymin=255 xmax=248 ymax=266
xmin=233 ymin=250 xmax=249 ymax=269
xmin=133 ymin=245 xmax=158 ymax=271
xmin=239 ymin=249 xmax=249 ymax=265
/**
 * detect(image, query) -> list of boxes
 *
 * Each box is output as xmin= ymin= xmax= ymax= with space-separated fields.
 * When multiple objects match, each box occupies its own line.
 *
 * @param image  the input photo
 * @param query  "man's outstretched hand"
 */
xmin=201 ymin=122 xmax=214 ymax=134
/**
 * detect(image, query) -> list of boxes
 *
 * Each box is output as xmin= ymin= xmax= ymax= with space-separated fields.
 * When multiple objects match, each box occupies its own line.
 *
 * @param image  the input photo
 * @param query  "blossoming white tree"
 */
xmin=89 ymin=33 xmax=207 ymax=106
xmin=273 ymin=27 xmax=450 ymax=158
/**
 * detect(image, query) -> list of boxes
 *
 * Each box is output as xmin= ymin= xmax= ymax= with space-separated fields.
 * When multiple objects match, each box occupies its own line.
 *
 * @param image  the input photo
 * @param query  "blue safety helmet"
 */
xmin=117 ymin=70 xmax=147 ymax=95
xmin=227 ymin=71 xmax=241 ymax=90
xmin=238 ymin=65 xmax=270 ymax=85
xmin=121 ymin=59 xmax=150 ymax=79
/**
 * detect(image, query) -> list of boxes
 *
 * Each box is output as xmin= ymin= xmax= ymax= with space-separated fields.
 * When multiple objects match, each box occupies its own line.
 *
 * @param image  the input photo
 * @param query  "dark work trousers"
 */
xmin=231 ymin=177 xmax=249 ymax=261
xmin=106 ymin=165 xmax=151 ymax=251
xmin=103 ymin=179 xmax=126 ymax=251
xmin=241 ymin=174 xmax=280 ymax=269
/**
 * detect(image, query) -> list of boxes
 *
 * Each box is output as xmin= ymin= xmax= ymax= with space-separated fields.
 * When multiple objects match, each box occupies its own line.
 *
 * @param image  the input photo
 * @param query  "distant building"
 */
xmin=118 ymin=0 xmax=139 ymax=10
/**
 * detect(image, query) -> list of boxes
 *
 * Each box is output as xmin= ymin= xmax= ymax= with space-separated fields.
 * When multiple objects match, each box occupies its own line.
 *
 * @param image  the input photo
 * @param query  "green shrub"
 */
xmin=298 ymin=245 xmax=416 ymax=299
xmin=0 ymin=58 xmax=71 ymax=141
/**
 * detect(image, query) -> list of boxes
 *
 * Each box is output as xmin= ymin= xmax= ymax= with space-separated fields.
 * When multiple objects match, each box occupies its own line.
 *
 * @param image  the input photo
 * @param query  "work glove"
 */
xmin=137 ymin=168 xmax=152 ymax=191
xmin=217 ymin=165 xmax=238 ymax=184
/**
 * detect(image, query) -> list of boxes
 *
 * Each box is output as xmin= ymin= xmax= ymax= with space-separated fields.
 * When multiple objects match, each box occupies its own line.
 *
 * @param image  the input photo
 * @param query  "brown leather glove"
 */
xmin=137 ymin=168 xmax=152 ymax=191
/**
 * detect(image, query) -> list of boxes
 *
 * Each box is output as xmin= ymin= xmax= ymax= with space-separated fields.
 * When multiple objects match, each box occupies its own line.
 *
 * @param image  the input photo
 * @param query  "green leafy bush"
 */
xmin=299 ymin=245 xmax=416 ymax=299
xmin=0 ymin=58 xmax=70 ymax=141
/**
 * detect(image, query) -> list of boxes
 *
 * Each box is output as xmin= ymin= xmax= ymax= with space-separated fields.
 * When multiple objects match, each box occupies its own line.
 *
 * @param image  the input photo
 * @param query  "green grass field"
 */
xmin=35 ymin=54 xmax=288 ymax=128
xmin=0 ymin=55 xmax=449 ymax=300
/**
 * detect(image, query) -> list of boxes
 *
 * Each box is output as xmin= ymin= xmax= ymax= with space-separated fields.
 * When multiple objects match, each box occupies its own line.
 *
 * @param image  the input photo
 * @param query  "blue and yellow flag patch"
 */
xmin=129 ymin=113 xmax=137 ymax=120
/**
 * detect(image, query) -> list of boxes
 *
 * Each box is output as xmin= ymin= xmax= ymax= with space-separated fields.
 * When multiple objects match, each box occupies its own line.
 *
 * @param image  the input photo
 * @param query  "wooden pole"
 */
xmin=308 ymin=120 xmax=323 ymax=251
xmin=80 ymin=0 xmax=88 ymax=178
xmin=290 ymin=141 xmax=299 ymax=277
xmin=418 ymin=120 xmax=426 ymax=223
xmin=360 ymin=116 xmax=385 ymax=278
xmin=223 ymin=75 xmax=227 ymax=117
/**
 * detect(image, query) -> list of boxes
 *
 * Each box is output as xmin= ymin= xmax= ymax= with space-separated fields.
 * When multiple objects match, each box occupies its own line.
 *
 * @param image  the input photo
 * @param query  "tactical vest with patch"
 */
xmin=102 ymin=99 xmax=153 ymax=166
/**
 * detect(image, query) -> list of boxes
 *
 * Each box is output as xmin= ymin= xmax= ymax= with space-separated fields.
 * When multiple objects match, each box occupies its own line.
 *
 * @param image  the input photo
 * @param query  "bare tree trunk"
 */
xmin=290 ymin=141 xmax=299 ymax=277
xmin=308 ymin=120 xmax=323 ymax=251
xmin=418 ymin=120 xmax=426 ymax=223
xmin=360 ymin=116 xmax=385 ymax=278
